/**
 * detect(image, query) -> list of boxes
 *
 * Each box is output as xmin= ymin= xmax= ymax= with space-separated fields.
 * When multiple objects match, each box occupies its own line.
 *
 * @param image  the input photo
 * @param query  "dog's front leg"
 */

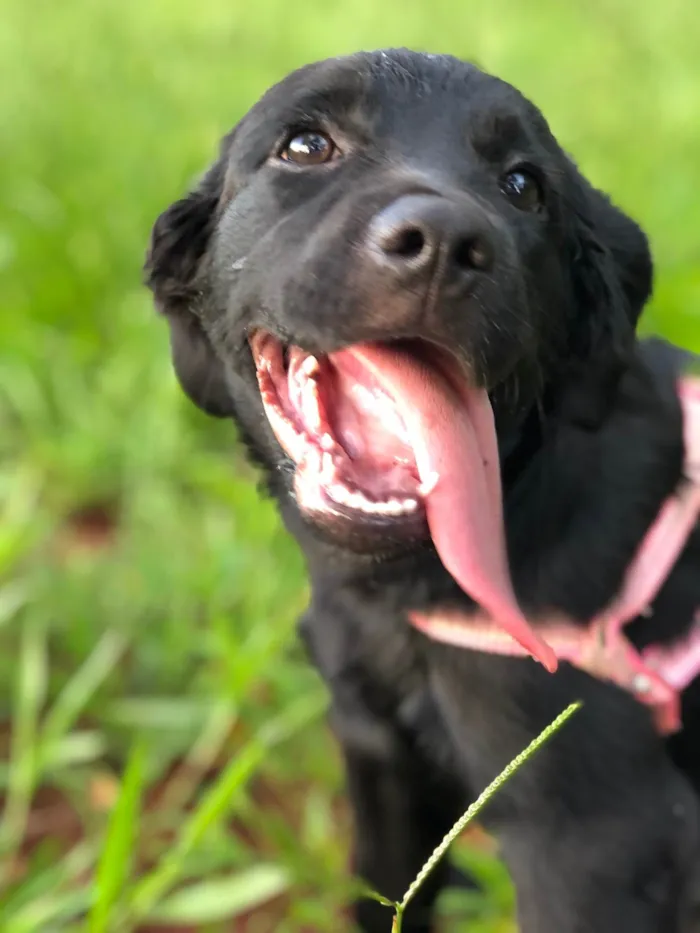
xmin=430 ymin=652 xmax=700 ymax=933
xmin=498 ymin=770 xmax=699 ymax=933
xmin=331 ymin=696 xmax=466 ymax=933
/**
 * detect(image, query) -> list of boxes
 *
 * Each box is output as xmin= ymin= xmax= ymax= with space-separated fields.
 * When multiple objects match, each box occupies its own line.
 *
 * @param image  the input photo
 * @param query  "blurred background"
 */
xmin=1 ymin=0 xmax=698 ymax=930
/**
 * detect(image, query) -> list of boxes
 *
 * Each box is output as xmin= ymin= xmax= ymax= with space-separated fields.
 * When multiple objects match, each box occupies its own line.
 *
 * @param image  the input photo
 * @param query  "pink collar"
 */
xmin=410 ymin=378 xmax=700 ymax=736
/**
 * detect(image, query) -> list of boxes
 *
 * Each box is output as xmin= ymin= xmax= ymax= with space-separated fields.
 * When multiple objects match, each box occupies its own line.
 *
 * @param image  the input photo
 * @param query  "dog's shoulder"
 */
xmin=636 ymin=334 xmax=698 ymax=386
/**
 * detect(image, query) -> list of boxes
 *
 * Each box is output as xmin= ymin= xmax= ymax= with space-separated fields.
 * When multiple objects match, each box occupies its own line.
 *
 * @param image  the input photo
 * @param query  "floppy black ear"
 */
xmin=566 ymin=171 xmax=652 ymax=360
xmin=145 ymin=154 xmax=235 ymax=417
xmin=580 ymin=179 xmax=653 ymax=327
xmin=166 ymin=313 xmax=235 ymax=418
xmin=559 ymin=173 xmax=653 ymax=424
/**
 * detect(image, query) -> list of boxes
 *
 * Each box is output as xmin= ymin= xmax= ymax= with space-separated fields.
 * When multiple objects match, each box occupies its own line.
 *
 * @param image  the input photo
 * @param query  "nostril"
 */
xmin=452 ymin=236 xmax=492 ymax=271
xmin=381 ymin=225 xmax=426 ymax=260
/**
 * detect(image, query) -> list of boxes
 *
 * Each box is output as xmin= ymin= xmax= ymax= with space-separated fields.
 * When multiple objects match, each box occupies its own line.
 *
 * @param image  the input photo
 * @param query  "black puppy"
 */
xmin=146 ymin=50 xmax=700 ymax=932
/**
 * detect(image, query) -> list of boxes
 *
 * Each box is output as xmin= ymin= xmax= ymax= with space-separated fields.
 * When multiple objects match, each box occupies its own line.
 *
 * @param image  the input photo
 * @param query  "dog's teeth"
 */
xmin=301 ymin=356 xmax=319 ymax=377
xmin=329 ymin=484 xmax=349 ymax=504
xmin=356 ymin=497 xmax=374 ymax=511
xmin=302 ymin=383 xmax=322 ymax=430
xmin=320 ymin=452 xmax=335 ymax=482
xmin=320 ymin=433 xmax=335 ymax=451
xmin=418 ymin=472 xmax=439 ymax=497
xmin=324 ymin=482 xmax=419 ymax=517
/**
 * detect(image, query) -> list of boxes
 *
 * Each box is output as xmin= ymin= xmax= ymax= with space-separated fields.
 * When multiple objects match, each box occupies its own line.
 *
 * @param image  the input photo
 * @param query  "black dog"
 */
xmin=146 ymin=50 xmax=700 ymax=932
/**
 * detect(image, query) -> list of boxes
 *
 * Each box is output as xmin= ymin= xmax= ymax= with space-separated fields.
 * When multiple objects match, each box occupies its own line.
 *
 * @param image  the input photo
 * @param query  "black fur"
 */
xmin=146 ymin=50 xmax=700 ymax=932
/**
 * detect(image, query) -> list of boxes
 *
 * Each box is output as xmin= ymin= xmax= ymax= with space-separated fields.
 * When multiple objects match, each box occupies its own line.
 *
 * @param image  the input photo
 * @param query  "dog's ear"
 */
xmin=558 ymin=172 xmax=653 ymax=425
xmin=568 ymin=175 xmax=653 ymax=363
xmin=580 ymin=179 xmax=653 ymax=327
xmin=166 ymin=313 xmax=235 ymax=418
xmin=145 ymin=152 xmax=234 ymax=417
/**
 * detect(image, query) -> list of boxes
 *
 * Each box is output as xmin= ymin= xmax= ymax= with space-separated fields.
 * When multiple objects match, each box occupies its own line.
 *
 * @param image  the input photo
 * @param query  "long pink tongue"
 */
xmin=333 ymin=344 xmax=557 ymax=672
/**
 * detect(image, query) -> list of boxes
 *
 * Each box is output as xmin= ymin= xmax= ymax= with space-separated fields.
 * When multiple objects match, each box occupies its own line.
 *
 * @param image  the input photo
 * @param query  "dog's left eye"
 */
xmin=499 ymin=168 xmax=542 ymax=211
xmin=279 ymin=131 xmax=336 ymax=166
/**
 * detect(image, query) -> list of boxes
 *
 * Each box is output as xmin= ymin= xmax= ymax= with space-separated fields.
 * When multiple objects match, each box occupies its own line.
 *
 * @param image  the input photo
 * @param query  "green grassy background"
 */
xmin=1 ymin=0 xmax=698 ymax=929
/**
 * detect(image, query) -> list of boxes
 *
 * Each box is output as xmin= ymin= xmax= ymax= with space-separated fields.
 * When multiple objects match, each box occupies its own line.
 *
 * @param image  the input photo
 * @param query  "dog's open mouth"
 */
xmin=250 ymin=331 xmax=556 ymax=671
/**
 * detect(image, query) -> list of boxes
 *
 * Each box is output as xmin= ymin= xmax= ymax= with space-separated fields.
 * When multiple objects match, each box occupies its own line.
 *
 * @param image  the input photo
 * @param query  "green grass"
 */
xmin=1 ymin=0 xmax=699 ymax=929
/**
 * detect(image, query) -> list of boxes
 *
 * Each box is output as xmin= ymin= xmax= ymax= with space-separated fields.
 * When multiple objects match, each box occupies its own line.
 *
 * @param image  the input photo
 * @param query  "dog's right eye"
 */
xmin=279 ymin=131 xmax=336 ymax=166
xmin=499 ymin=167 xmax=543 ymax=212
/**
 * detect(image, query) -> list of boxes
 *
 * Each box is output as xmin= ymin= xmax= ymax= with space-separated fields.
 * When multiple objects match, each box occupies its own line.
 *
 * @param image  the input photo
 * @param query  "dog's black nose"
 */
xmin=366 ymin=194 xmax=494 ymax=279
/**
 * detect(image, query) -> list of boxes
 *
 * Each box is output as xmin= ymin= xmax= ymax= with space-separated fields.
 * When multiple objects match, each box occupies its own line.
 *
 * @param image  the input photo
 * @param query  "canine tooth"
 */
xmin=361 ymin=494 xmax=379 ymax=511
xmin=301 ymin=356 xmax=319 ymax=376
xmin=329 ymin=484 xmax=349 ymax=503
xmin=418 ymin=472 xmax=439 ymax=497
xmin=320 ymin=433 xmax=335 ymax=451
xmin=320 ymin=452 xmax=336 ymax=482
xmin=302 ymin=385 xmax=322 ymax=429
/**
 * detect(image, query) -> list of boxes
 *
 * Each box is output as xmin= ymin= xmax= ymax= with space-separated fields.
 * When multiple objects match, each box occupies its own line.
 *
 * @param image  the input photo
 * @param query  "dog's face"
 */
xmin=147 ymin=49 xmax=652 ymax=666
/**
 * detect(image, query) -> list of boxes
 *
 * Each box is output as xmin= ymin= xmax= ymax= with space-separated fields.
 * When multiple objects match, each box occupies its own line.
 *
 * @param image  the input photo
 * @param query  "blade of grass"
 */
xmin=39 ymin=630 xmax=128 ymax=767
xmin=88 ymin=740 xmax=146 ymax=933
xmin=0 ymin=581 xmax=31 ymax=630
xmin=1 ymin=841 xmax=96 ymax=924
xmin=6 ymin=888 xmax=92 ymax=933
xmin=0 ymin=615 xmax=48 ymax=879
xmin=390 ymin=702 xmax=582 ymax=932
xmin=154 ymin=698 xmax=236 ymax=817
xmin=3 ymin=844 xmax=97 ymax=933
xmin=128 ymin=689 xmax=326 ymax=923
xmin=146 ymin=865 xmax=290 ymax=924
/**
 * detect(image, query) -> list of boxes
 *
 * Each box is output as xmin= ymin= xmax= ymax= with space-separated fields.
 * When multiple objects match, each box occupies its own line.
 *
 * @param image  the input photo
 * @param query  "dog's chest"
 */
xmin=299 ymin=596 xmax=461 ymax=772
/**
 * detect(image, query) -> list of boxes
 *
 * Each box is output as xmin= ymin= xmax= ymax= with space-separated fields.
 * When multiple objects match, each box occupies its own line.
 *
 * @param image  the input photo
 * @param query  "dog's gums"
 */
xmin=250 ymin=330 xmax=558 ymax=671
xmin=250 ymin=331 xmax=425 ymax=518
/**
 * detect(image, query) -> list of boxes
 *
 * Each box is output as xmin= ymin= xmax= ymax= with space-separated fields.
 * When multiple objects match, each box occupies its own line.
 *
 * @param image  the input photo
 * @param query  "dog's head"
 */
xmin=146 ymin=49 xmax=652 ymax=667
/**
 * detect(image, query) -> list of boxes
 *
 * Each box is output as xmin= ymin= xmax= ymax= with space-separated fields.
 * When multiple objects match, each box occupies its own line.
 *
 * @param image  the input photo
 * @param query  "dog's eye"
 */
xmin=499 ymin=168 xmax=542 ymax=211
xmin=279 ymin=131 xmax=336 ymax=166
